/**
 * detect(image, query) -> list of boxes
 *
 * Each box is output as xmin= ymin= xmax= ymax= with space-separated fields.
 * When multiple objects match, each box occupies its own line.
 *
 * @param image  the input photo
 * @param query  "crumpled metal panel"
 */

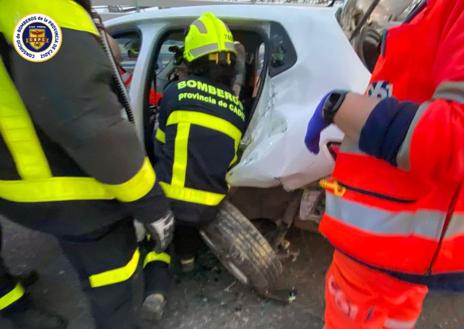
xmin=228 ymin=9 xmax=370 ymax=190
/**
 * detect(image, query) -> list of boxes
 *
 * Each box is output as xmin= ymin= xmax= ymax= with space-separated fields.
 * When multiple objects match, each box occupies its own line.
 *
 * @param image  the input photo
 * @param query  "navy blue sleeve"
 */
xmin=158 ymin=82 xmax=179 ymax=130
xmin=157 ymin=97 xmax=168 ymax=131
xmin=359 ymin=97 xmax=419 ymax=166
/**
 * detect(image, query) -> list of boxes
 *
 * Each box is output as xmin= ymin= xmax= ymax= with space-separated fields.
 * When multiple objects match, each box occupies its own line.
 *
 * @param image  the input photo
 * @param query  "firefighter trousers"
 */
xmin=138 ymin=234 xmax=172 ymax=297
xmin=173 ymin=223 xmax=203 ymax=260
xmin=58 ymin=218 xmax=144 ymax=329
xmin=0 ymin=217 xmax=171 ymax=329
xmin=0 ymin=223 xmax=23 ymax=314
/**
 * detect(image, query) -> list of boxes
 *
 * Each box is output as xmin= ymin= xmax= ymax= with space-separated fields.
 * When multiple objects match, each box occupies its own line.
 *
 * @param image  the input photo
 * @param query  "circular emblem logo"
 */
xmin=13 ymin=14 xmax=62 ymax=62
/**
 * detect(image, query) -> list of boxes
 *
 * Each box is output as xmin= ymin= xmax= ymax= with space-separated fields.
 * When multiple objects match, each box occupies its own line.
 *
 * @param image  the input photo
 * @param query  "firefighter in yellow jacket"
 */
xmin=153 ymin=13 xmax=245 ymax=270
xmin=0 ymin=1 xmax=173 ymax=328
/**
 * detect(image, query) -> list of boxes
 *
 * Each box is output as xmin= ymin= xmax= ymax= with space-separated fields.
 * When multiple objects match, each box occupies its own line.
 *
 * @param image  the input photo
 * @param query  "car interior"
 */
xmin=148 ymin=29 xmax=267 ymax=119
xmin=112 ymin=21 xmax=296 ymax=161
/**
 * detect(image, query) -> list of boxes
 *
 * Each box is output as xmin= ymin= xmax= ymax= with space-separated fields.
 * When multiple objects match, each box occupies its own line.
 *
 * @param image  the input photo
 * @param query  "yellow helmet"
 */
xmin=183 ymin=12 xmax=237 ymax=63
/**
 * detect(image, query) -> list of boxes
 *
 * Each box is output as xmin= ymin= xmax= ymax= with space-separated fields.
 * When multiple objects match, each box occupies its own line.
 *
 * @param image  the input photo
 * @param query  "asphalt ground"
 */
xmin=1 ymin=218 xmax=463 ymax=329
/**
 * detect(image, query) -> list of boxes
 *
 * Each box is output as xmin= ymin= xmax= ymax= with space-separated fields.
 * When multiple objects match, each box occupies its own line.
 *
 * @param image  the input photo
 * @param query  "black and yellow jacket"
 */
xmin=0 ymin=0 xmax=168 ymax=235
xmin=154 ymin=75 xmax=246 ymax=225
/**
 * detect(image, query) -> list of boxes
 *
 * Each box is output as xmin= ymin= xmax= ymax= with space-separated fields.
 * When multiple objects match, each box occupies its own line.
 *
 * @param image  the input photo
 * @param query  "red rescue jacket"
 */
xmin=320 ymin=0 xmax=464 ymax=275
xmin=118 ymin=66 xmax=162 ymax=106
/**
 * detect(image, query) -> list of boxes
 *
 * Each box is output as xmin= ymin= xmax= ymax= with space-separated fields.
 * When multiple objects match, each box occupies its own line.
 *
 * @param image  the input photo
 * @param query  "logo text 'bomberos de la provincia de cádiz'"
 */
xmin=13 ymin=14 xmax=62 ymax=63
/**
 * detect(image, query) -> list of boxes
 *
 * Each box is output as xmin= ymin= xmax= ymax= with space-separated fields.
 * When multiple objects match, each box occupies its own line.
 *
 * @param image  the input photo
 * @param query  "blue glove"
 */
xmin=305 ymin=92 xmax=331 ymax=154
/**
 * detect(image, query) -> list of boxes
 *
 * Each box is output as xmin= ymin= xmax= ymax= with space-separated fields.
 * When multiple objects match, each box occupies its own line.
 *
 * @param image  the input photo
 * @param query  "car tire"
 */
xmin=199 ymin=201 xmax=283 ymax=290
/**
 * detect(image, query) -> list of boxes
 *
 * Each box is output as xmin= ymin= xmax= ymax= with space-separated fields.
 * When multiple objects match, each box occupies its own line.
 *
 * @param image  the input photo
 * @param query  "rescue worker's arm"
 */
xmin=394 ymin=96 xmax=464 ymax=183
xmin=334 ymin=90 xmax=464 ymax=183
xmin=334 ymin=12 xmax=464 ymax=183
xmin=12 ymin=28 xmax=169 ymax=221
xmin=394 ymin=21 xmax=464 ymax=182
xmin=334 ymin=94 xmax=420 ymax=168
xmin=332 ymin=93 xmax=379 ymax=142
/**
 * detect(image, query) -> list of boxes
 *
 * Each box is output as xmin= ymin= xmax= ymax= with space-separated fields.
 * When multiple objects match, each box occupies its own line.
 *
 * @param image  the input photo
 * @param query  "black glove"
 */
xmin=143 ymin=210 xmax=175 ymax=252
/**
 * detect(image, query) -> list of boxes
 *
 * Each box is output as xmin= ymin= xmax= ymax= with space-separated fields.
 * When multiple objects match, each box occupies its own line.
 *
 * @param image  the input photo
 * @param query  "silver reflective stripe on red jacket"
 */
xmin=384 ymin=317 xmax=417 ymax=329
xmin=397 ymin=81 xmax=464 ymax=171
xmin=396 ymin=102 xmax=430 ymax=171
xmin=325 ymin=194 xmax=445 ymax=239
xmin=444 ymin=213 xmax=464 ymax=239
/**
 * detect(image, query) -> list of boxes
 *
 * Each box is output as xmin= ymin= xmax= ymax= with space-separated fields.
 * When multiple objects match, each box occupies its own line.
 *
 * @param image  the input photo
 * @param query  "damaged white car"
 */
xmin=102 ymin=0 xmax=417 ymax=299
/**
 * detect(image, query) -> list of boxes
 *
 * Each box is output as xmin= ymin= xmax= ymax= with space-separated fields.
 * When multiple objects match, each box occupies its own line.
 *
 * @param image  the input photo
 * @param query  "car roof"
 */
xmin=105 ymin=4 xmax=337 ymax=27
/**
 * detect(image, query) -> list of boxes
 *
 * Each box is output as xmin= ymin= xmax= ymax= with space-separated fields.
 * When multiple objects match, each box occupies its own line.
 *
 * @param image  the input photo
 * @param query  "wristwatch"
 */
xmin=322 ymin=90 xmax=349 ymax=124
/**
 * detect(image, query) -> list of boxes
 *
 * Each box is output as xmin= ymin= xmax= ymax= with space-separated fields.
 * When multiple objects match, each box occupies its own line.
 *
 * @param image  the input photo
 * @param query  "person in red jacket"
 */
xmin=305 ymin=1 xmax=464 ymax=328
xmin=107 ymin=32 xmax=162 ymax=106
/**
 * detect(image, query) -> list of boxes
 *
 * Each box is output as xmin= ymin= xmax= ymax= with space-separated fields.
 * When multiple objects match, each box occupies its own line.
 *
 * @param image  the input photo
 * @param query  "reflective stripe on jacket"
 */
xmin=0 ymin=1 xmax=157 ymax=207
xmin=0 ymin=0 xmax=98 ymax=40
xmin=320 ymin=0 xmax=464 ymax=275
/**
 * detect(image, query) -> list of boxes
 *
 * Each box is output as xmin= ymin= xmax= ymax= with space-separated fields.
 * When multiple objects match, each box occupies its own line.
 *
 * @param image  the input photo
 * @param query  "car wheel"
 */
xmin=199 ymin=201 xmax=283 ymax=290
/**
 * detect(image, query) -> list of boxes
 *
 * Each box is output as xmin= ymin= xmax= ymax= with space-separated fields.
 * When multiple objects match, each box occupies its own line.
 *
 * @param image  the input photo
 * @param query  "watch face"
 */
xmin=323 ymin=90 xmax=347 ymax=123
xmin=327 ymin=92 xmax=342 ymax=109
